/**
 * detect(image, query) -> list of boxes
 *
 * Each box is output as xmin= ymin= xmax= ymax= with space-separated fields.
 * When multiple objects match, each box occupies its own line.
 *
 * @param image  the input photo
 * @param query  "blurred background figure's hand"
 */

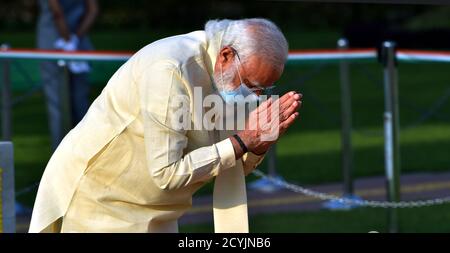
xmin=54 ymin=34 xmax=90 ymax=73
xmin=68 ymin=61 xmax=90 ymax=74
xmin=54 ymin=34 xmax=79 ymax=51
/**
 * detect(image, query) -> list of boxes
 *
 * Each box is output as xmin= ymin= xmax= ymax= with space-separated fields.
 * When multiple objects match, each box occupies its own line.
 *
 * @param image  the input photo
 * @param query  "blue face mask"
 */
xmin=218 ymin=59 xmax=260 ymax=105
xmin=219 ymin=84 xmax=260 ymax=105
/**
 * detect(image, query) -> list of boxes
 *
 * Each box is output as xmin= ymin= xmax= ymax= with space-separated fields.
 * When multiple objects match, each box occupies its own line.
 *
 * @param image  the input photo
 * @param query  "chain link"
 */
xmin=252 ymin=169 xmax=450 ymax=208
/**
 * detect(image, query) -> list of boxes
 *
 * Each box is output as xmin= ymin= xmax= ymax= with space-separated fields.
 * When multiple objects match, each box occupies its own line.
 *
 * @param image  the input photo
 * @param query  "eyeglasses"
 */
xmin=233 ymin=49 xmax=277 ymax=95
xmin=246 ymin=83 xmax=277 ymax=95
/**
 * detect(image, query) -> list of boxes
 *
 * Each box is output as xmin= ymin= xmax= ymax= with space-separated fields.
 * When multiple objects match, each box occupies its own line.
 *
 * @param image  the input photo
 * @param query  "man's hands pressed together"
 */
xmin=231 ymin=91 xmax=302 ymax=159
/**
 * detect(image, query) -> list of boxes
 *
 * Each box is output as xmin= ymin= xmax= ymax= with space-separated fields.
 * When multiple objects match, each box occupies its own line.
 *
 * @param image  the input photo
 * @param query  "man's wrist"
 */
xmin=230 ymin=136 xmax=245 ymax=160
xmin=233 ymin=134 xmax=248 ymax=153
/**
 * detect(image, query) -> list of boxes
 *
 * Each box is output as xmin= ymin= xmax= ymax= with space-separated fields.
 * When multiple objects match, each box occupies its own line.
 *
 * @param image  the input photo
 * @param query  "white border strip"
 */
xmin=2 ymin=49 xmax=450 ymax=63
xmin=288 ymin=51 xmax=377 ymax=61
xmin=397 ymin=51 xmax=450 ymax=63
xmin=0 ymin=49 xmax=378 ymax=62
xmin=0 ymin=50 xmax=131 ymax=61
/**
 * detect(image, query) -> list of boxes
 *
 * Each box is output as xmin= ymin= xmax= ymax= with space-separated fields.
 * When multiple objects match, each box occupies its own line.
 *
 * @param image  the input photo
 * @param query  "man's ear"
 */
xmin=218 ymin=46 xmax=236 ymax=68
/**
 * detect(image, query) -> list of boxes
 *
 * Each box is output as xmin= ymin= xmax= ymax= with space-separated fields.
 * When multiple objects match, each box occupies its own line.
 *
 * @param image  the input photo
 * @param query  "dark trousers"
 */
xmin=40 ymin=61 xmax=90 ymax=150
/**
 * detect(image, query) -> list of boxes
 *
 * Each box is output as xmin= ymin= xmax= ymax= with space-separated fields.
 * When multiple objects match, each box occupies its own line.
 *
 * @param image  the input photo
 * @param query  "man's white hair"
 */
xmin=205 ymin=18 xmax=289 ymax=70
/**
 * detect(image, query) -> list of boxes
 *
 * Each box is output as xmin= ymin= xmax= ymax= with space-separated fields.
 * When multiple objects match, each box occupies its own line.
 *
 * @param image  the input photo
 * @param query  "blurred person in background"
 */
xmin=37 ymin=0 xmax=98 ymax=150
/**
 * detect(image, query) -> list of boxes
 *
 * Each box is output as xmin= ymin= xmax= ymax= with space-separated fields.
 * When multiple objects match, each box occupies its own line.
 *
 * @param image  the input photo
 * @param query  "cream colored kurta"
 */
xmin=29 ymin=31 xmax=265 ymax=233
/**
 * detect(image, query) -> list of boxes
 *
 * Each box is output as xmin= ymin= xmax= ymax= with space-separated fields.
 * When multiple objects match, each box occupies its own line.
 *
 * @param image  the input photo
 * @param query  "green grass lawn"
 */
xmin=2 ymin=29 xmax=450 ymax=232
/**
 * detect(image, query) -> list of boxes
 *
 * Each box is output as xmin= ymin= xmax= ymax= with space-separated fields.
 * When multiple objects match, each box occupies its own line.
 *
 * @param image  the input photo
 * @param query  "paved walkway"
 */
xmin=15 ymin=171 xmax=450 ymax=232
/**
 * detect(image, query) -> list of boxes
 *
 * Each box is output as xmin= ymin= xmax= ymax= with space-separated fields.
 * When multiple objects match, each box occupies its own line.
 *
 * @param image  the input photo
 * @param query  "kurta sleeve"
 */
xmin=242 ymin=152 xmax=266 ymax=176
xmin=140 ymin=61 xmax=236 ymax=190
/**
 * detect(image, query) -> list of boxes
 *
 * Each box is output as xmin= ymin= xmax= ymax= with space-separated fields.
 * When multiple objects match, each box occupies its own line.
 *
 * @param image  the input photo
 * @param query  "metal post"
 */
xmin=60 ymin=64 xmax=72 ymax=134
xmin=267 ymin=88 xmax=278 ymax=178
xmin=381 ymin=41 xmax=401 ymax=233
xmin=265 ymin=86 xmax=277 ymax=177
xmin=0 ymin=141 xmax=15 ymax=233
xmin=1 ymin=54 xmax=12 ymax=140
xmin=338 ymin=38 xmax=354 ymax=196
xmin=267 ymin=144 xmax=277 ymax=176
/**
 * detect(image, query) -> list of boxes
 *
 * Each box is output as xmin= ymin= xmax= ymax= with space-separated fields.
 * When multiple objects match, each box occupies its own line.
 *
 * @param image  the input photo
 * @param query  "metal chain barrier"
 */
xmin=252 ymin=169 xmax=450 ymax=208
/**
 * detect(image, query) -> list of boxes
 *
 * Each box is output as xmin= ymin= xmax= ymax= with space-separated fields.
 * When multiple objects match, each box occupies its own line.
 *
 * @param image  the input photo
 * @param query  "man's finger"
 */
xmin=257 ymin=91 xmax=301 ymax=116
xmin=256 ymin=96 xmax=273 ymax=114
xmin=280 ymin=112 xmax=299 ymax=133
xmin=280 ymin=100 xmax=301 ymax=122
xmin=278 ymin=92 xmax=302 ymax=116
xmin=261 ymin=110 xmax=297 ymax=141
xmin=255 ymin=91 xmax=302 ymax=129
xmin=263 ymin=97 xmax=301 ymax=129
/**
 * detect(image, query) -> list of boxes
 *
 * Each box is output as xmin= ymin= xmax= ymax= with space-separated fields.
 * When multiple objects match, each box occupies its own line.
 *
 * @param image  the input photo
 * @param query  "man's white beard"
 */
xmin=211 ymin=65 xmax=249 ymax=131
xmin=213 ymin=64 xmax=237 ymax=92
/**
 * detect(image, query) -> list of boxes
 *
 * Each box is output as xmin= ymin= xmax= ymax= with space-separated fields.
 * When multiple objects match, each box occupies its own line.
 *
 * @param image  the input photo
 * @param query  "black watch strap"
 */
xmin=233 ymin=134 xmax=248 ymax=153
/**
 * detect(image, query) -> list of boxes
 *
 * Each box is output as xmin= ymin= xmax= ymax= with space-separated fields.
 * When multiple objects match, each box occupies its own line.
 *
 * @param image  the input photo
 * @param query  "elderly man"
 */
xmin=29 ymin=18 xmax=302 ymax=233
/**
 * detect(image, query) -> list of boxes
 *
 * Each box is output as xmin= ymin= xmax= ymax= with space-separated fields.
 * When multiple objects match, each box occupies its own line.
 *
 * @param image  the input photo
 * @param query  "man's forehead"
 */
xmin=243 ymin=59 xmax=283 ymax=86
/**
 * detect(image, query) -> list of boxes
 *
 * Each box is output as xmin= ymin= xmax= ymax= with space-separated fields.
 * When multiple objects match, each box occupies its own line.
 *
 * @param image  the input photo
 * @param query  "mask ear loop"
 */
xmin=220 ymin=63 xmax=224 ymax=89
xmin=233 ymin=51 xmax=245 ymax=85
xmin=232 ymin=51 xmax=260 ymax=104
xmin=233 ymin=52 xmax=257 ymax=96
